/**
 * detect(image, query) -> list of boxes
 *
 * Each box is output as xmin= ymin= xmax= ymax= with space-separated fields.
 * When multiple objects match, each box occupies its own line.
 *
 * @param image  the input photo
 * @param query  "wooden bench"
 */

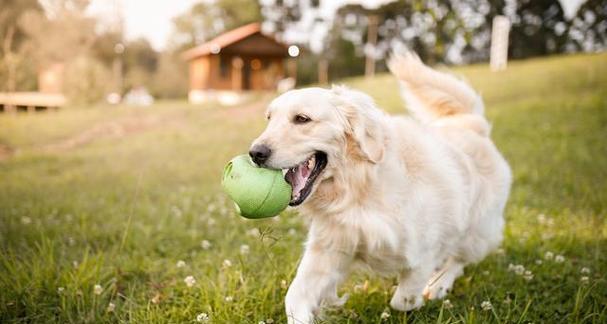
xmin=0 ymin=92 xmax=66 ymax=112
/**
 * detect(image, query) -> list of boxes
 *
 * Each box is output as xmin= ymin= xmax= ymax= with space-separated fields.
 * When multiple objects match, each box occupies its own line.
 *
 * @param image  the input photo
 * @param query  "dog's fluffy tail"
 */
xmin=388 ymin=51 xmax=490 ymax=136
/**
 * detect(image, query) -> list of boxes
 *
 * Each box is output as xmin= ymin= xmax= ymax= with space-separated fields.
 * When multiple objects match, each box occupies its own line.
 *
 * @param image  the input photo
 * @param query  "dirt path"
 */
xmin=41 ymin=114 xmax=166 ymax=152
xmin=0 ymin=143 xmax=13 ymax=161
xmin=218 ymin=96 xmax=271 ymax=120
xmin=0 ymin=98 xmax=272 ymax=161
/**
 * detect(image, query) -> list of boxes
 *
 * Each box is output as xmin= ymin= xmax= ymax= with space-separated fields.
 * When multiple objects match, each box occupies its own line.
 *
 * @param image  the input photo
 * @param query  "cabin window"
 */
xmin=251 ymin=58 xmax=262 ymax=70
xmin=219 ymin=56 xmax=230 ymax=78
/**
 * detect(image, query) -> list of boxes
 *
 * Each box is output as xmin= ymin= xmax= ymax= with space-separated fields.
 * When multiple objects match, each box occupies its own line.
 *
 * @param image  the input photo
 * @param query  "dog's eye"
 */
xmin=294 ymin=114 xmax=311 ymax=124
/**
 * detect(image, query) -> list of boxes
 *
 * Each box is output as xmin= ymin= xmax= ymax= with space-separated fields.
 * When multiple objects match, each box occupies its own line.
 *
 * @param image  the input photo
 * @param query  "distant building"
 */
xmin=38 ymin=63 xmax=65 ymax=94
xmin=0 ymin=63 xmax=65 ymax=112
xmin=182 ymin=23 xmax=292 ymax=104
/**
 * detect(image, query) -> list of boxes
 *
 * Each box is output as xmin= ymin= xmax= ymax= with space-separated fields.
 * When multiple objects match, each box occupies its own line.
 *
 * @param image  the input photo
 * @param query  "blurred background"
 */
xmin=0 ymin=0 xmax=605 ymax=106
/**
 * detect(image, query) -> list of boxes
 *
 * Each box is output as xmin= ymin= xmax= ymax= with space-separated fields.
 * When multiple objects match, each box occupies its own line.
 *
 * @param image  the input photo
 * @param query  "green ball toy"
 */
xmin=221 ymin=154 xmax=292 ymax=219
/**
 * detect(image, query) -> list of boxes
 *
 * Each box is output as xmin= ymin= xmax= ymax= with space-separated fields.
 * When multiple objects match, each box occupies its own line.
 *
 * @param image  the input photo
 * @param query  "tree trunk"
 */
xmin=318 ymin=58 xmax=329 ymax=84
xmin=365 ymin=15 xmax=378 ymax=78
xmin=3 ymin=26 xmax=16 ymax=93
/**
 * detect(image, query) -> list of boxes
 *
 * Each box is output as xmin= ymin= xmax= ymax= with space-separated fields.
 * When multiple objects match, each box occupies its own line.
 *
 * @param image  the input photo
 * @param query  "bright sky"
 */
xmin=88 ymin=0 xmax=200 ymax=50
xmin=87 ymin=0 xmax=586 ymax=51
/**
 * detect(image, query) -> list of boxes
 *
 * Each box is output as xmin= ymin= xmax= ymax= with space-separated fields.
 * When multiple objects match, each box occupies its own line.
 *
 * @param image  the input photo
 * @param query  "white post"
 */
xmin=490 ymin=16 xmax=510 ymax=71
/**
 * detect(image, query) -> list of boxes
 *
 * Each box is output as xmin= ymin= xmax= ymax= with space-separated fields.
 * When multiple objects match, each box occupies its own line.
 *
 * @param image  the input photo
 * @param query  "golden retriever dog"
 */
xmin=249 ymin=51 xmax=512 ymax=324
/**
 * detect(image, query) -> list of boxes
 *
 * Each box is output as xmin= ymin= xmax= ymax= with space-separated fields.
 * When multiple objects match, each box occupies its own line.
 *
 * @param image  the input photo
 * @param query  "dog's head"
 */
xmin=249 ymin=86 xmax=386 ymax=207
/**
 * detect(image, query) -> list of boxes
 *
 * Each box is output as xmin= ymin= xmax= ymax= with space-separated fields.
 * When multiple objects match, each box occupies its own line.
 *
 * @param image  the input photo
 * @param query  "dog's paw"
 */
xmin=422 ymin=284 xmax=451 ymax=300
xmin=422 ymin=268 xmax=459 ymax=300
xmin=390 ymin=293 xmax=424 ymax=312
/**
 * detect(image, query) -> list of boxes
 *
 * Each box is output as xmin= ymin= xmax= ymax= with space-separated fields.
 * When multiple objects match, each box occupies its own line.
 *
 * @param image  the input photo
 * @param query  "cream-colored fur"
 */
xmin=250 ymin=51 xmax=512 ymax=324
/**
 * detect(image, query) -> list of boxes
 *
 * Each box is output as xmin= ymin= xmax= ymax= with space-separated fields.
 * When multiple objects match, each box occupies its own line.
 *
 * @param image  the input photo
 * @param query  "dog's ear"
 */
xmin=332 ymin=85 xmax=385 ymax=164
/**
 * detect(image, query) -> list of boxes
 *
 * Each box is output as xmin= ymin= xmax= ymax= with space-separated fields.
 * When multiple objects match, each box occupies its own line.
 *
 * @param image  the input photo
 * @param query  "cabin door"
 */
xmin=242 ymin=60 xmax=251 ymax=90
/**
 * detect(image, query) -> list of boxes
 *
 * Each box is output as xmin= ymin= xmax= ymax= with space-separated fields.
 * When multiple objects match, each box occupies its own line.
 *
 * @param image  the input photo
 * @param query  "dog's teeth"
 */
xmin=282 ymin=169 xmax=288 ymax=176
xmin=308 ymin=155 xmax=316 ymax=169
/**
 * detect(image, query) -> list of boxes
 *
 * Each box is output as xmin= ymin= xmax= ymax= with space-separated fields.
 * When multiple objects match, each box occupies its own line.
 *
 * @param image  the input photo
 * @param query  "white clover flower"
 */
xmin=201 ymin=240 xmax=212 ymax=250
xmin=266 ymin=319 xmax=274 ymax=323
xmin=258 ymin=321 xmax=266 ymax=324
xmin=523 ymin=270 xmax=534 ymax=281
xmin=281 ymin=280 xmax=288 ymax=289
xmin=510 ymin=264 xmax=525 ymax=275
xmin=555 ymin=255 xmax=565 ymax=263
xmin=535 ymin=259 xmax=543 ymax=265
xmin=225 ymin=295 xmax=234 ymax=302
xmin=544 ymin=251 xmax=554 ymax=260
xmin=196 ymin=312 xmax=209 ymax=322
xmin=106 ymin=302 xmax=115 ymax=313
xmin=223 ymin=259 xmax=232 ymax=268
xmin=57 ymin=287 xmax=65 ymax=294
xmin=580 ymin=276 xmax=589 ymax=284
xmin=247 ymin=228 xmax=260 ymax=237
xmin=21 ymin=216 xmax=32 ymax=225
xmin=380 ymin=310 xmax=390 ymax=320
xmin=581 ymin=267 xmax=591 ymax=274
xmin=537 ymin=214 xmax=546 ymax=224
xmin=288 ymin=228 xmax=297 ymax=236
xmin=481 ymin=300 xmax=493 ymax=311
xmin=184 ymin=276 xmax=196 ymax=288
xmin=219 ymin=207 xmax=228 ymax=216
xmin=240 ymin=244 xmax=250 ymax=255
xmin=176 ymin=260 xmax=186 ymax=268
xmin=93 ymin=284 xmax=103 ymax=295
xmin=443 ymin=299 xmax=453 ymax=309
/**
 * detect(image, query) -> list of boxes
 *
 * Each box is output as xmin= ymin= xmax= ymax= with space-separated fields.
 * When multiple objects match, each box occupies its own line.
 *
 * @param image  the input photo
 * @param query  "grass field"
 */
xmin=1 ymin=53 xmax=606 ymax=323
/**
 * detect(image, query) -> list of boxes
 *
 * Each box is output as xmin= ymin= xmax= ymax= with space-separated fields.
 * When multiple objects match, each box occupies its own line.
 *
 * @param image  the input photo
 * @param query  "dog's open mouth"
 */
xmin=283 ymin=152 xmax=327 ymax=206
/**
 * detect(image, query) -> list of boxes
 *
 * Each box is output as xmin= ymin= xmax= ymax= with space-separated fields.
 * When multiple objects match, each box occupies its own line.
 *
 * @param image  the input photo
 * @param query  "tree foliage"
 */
xmin=0 ymin=0 xmax=42 ymax=91
xmin=170 ymin=0 xmax=262 ymax=51
xmin=261 ymin=0 xmax=606 ymax=84
xmin=566 ymin=0 xmax=607 ymax=52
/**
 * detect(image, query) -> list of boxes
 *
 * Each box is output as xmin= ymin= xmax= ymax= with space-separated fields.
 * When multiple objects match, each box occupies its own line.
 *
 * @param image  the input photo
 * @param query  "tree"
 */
xmin=20 ymin=1 xmax=98 ymax=68
xmin=260 ymin=0 xmax=335 ymax=83
xmin=122 ymin=38 xmax=158 ymax=91
xmin=170 ymin=0 xmax=261 ymax=51
xmin=151 ymin=51 xmax=188 ymax=99
xmin=0 ymin=0 xmax=42 ymax=91
xmin=18 ymin=0 xmax=114 ymax=103
xmin=507 ymin=0 xmax=569 ymax=59
xmin=566 ymin=0 xmax=607 ymax=52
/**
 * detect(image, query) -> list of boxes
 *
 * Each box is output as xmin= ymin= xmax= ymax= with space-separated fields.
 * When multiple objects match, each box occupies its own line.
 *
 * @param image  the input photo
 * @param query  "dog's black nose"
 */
xmin=249 ymin=144 xmax=272 ymax=166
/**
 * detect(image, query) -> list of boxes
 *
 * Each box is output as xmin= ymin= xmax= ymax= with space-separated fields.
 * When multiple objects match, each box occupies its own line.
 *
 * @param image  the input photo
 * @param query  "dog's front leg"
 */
xmin=390 ymin=264 xmax=435 ymax=312
xmin=285 ymin=244 xmax=352 ymax=324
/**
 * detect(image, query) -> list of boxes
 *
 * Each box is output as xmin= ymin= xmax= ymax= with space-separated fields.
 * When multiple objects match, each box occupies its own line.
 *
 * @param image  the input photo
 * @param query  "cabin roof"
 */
xmin=182 ymin=23 xmax=288 ymax=60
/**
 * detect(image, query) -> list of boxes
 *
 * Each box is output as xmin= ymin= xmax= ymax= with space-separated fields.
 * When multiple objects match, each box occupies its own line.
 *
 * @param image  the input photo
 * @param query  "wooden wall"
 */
xmin=189 ymin=54 xmax=285 ymax=92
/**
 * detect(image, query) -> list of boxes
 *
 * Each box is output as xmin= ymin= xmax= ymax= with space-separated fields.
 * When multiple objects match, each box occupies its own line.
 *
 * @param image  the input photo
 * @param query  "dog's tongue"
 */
xmin=285 ymin=162 xmax=311 ymax=198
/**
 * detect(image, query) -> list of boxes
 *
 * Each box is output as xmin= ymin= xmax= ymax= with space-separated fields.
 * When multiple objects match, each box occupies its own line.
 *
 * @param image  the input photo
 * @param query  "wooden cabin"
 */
xmin=182 ymin=23 xmax=291 ymax=104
